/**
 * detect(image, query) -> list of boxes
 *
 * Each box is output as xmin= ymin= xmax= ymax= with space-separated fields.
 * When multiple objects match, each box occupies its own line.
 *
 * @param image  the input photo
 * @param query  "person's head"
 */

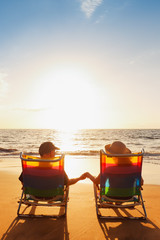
xmin=105 ymin=141 xmax=131 ymax=154
xmin=39 ymin=141 xmax=60 ymax=158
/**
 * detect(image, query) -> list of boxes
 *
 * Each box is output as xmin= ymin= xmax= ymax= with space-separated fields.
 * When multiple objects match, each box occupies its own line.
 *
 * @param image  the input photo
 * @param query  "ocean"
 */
xmin=0 ymin=129 xmax=160 ymax=162
xmin=0 ymin=129 xmax=160 ymax=180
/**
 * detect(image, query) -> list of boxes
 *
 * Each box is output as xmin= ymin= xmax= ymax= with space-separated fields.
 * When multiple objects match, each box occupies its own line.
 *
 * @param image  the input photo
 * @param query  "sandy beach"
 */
xmin=0 ymin=161 xmax=160 ymax=240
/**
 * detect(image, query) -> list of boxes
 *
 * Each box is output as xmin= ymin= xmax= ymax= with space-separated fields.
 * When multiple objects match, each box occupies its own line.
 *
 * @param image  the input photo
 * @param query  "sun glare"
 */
xmin=29 ymin=65 xmax=98 ymax=129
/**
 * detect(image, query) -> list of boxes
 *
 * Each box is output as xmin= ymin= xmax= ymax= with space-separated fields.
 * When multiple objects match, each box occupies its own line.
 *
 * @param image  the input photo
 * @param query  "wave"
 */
xmin=0 ymin=150 xmax=99 ymax=157
xmin=144 ymin=152 xmax=160 ymax=157
xmin=131 ymin=136 xmax=160 ymax=140
xmin=21 ymin=150 xmax=99 ymax=156
xmin=0 ymin=147 xmax=18 ymax=153
xmin=63 ymin=150 xmax=99 ymax=156
xmin=1 ymin=148 xmax=160 ymax=158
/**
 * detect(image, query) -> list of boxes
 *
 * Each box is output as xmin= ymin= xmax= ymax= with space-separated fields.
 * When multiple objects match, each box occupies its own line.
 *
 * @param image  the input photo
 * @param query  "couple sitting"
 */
xmin=19 ymin=141 xmax=136 ymax=187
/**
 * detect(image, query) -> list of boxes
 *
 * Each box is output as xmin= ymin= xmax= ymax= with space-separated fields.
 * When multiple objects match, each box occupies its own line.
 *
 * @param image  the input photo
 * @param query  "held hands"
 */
xmin=79 ymin=172 xmax=88 ymax=180
xmin=68 ymin=172 xmax=95 ymax=186
xmin=79 ymin=172 xmax=95 ymax=182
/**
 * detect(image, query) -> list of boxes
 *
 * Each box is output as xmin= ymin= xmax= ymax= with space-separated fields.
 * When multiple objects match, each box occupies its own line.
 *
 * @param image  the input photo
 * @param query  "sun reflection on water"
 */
xmin=55 ymin=129 xmax=79 ymax=153
xmin=53 ymin=129 xmax=100 ymax=182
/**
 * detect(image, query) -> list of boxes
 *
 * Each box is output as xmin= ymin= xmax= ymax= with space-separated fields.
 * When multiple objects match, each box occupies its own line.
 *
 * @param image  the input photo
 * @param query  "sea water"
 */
xmin=0 ymin=129 xmax=160 ymax=180
xmin=0 ymin=128 xmax=160 ymax=159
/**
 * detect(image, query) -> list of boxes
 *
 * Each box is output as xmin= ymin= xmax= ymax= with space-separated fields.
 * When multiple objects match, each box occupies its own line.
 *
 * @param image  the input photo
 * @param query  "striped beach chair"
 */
xmin=94 ymin=150 xmax=147 ymax=219
xmin=17 ymin=152 xmax=69 ymax=218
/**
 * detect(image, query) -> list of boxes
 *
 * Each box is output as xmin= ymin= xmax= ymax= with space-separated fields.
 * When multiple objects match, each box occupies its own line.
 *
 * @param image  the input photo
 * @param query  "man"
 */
xmin=19 ymin=141 xmax=86 ymax=186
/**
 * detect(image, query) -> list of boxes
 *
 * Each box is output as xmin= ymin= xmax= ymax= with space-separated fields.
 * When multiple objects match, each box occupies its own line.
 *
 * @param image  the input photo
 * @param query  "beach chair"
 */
xmin=17 ymin=152 xmax=69 ymax=218
xmin=94 ymin=150 xmax=147 ymax=220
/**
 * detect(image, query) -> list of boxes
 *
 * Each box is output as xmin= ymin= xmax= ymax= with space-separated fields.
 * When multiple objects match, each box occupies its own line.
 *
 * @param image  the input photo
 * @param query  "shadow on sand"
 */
xmin=98 ymin=208 xmax=160 ymax=240
xmin=2 ymin=206 xmax=69 ymax=240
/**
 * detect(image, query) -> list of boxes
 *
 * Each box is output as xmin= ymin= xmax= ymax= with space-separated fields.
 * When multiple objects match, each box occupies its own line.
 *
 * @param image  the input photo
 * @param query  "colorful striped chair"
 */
xmin=17 ymin=152 xmax=69 ymax=218
xmin=94 ymin=150 xmax=147 ymax=219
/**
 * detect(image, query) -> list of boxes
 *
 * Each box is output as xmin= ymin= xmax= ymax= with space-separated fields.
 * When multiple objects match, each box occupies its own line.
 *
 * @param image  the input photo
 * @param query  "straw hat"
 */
xmin=105 ymin=141 xmax=131 ymax=154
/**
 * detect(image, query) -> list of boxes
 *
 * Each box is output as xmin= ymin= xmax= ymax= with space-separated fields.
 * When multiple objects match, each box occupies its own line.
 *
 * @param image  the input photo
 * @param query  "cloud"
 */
xmin=0 ymin=72 xmax=8 ymax=98
xmin=81 ymin=0 xmax=103 ymax=18
xmin=95 ymin=14 xmax=104 ymax=24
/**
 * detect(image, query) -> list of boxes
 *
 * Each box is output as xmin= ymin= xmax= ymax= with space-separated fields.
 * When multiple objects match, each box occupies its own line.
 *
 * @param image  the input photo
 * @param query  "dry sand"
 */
xmin=0 ymin=170 xmax=160 ymax=240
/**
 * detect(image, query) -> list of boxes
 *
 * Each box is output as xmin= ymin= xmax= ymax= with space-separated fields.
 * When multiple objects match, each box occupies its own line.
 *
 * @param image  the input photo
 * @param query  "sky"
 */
xmin=0 ymin=0 xmax=160 ymax=130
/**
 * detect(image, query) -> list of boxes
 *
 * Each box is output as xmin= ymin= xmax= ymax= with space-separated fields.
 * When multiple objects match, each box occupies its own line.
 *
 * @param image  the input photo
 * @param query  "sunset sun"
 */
xmin=29 ymin=65 xmax=98 ymax=129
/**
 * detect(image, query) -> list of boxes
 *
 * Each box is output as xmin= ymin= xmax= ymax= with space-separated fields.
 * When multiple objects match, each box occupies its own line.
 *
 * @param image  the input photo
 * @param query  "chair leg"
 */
xmin=93 ymin=183 xmax=101 ymax=218
xmin=140 ymin=191 xmax=147 ymax=219
xmin=64 ymin=188 xmax=69 ymax=217
xmin=17 ymin=190 xmax=24 ymax=216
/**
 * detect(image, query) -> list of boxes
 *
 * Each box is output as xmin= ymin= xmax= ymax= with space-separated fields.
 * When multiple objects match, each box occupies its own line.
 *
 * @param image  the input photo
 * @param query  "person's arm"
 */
xmin=19 ymin=172 xmax=23 ymax=182
xmin=67 ymin=173 xmax=87 ymax=186
xmin=141 ymin=177 xmax=144 ymax=186
xmin=85 ymin=172 xmax=100 ymax=185
xmin=94 ymin=174 xmax=100 ymax=185
xmin=140 ymin=177 xmax=144 ymax=190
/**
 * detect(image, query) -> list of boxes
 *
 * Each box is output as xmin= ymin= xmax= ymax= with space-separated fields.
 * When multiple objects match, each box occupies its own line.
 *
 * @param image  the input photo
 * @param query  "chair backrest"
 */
xmin=20 ymin=152 xmax=65 ymax=198
xmin=100 ymin=150 xmax=143 ymax=198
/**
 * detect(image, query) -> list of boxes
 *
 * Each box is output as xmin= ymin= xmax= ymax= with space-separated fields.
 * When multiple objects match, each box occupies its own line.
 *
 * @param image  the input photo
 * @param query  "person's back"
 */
xmin=85 ymin=141 xmax=143 ymax=186
xmin=19 ymin=141 xmax=86 ymax=186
